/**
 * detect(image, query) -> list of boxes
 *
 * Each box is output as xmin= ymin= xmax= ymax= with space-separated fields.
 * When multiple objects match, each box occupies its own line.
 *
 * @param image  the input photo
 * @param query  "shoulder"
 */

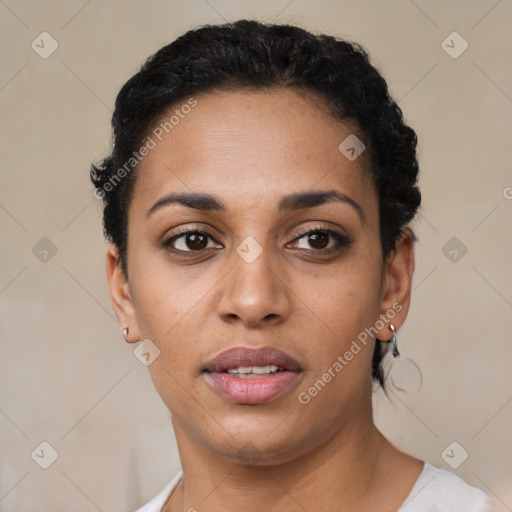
xmin=134 ymin=470 xmax=183 ymax=512
xmin=399 ymin=462 xmax=495 ymax=512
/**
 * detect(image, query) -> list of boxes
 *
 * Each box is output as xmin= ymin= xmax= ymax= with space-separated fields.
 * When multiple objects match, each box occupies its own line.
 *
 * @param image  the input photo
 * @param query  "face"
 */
xmin=107 ymin=88 xmax=414 ymax=464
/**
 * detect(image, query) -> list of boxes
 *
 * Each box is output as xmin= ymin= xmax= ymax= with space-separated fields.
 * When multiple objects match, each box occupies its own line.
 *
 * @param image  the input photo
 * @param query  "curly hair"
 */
xmin=90 ymin=19 xmax=421 ymax=388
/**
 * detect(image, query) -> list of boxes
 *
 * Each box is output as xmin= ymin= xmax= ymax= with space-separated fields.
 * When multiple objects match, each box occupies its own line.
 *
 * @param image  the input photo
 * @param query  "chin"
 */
xmin=204 ymin=408 xmax=317 ymax=466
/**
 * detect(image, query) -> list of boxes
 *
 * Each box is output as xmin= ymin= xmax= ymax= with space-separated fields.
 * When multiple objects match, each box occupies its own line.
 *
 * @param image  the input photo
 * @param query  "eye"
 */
xmin=288 ymin=227 xmax=352 ymax=254
xmin=162 ymin=228 xmax=221 ymax=253
xmin=161 ymin=226 xmax=351 ymax=257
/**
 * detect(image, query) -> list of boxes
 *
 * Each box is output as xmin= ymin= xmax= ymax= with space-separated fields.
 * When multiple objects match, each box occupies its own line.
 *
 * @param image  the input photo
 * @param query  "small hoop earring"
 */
xmin=389 ymin=323 xmax=400 ymax=358
xmin=122 ymin=326 xmax=129 ymax=341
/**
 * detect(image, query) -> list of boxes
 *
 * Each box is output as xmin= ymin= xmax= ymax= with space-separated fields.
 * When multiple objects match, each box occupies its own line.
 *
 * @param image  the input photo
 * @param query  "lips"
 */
xmin=202 ymin=346 xmax=302 ymax=404
xmin=203 ymin=346 xmax=301 ymax=373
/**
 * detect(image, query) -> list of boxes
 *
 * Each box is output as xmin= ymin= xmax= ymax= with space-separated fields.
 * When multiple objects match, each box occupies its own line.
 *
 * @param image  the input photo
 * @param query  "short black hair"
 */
xmin=90 ymin=19 xmax=421 ymax=388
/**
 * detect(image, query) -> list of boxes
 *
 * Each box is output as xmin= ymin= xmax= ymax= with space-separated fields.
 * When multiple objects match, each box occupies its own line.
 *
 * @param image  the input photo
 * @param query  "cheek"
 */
xmin=128 ymin=264 xmax=210 ymax=410
xmin=127 ymin=253 xmax=223 ymax=388
xmin=293 ymin=269 xmax=380 ymax=408
xmin=129 ymin=249 xmax=211 ymax=337
xmin=305 ymin=262 xmax=382 ymax=339
xmin=292 ymin=261 xmax=383 ymax=403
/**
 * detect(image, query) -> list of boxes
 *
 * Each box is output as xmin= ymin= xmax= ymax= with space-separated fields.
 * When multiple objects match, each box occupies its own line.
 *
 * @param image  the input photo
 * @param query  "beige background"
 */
xmin=1 ymin=0 xmax=511 ymax=510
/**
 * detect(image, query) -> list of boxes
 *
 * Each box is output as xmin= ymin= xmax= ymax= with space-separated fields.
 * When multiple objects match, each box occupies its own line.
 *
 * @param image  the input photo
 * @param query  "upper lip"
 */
xmin=203 ymin=346 xmax=302 ymax=373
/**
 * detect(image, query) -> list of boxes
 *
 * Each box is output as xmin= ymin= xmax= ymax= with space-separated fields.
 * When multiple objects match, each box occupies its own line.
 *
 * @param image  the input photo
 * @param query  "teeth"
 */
xmin=226 ymin=365 xmax=279 ymax=375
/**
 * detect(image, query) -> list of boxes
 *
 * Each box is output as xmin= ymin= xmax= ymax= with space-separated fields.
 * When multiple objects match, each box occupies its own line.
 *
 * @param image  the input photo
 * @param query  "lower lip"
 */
xmin=205 ymin=371 xmax=300 ymax=404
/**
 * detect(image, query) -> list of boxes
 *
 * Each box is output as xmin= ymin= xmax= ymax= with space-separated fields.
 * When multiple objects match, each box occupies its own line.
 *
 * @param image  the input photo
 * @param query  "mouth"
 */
xmin=224 ymin=365 xmax=285 ymax=378
xmin=202 ymin=346 xmax=302 ymax=404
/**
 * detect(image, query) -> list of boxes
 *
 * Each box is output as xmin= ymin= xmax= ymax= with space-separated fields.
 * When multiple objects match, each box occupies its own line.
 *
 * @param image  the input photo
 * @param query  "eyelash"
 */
xmin=161 ymin=225 xmax=352 ymax=257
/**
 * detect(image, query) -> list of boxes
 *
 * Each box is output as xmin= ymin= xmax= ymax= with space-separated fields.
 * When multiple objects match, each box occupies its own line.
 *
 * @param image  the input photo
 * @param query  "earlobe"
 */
xmin=377 ymin=228 xmax=415 ymax=342
xmin=106 ymin=244 xmax=140 ymax=343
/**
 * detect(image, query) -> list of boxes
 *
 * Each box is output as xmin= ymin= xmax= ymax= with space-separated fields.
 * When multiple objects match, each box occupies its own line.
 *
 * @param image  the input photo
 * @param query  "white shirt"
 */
xmin=135 ymin=462 xmax=494 ymax=511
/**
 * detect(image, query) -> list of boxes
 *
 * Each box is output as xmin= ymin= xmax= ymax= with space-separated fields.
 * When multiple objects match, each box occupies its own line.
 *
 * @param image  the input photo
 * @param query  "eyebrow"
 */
xmin=146 ymin=189 xmax=365 ymax=222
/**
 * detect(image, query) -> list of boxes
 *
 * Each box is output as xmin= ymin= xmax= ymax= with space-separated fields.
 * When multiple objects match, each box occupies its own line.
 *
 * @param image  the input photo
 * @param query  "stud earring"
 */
xmin=122 ymin=326 xmax=129 ymax=340
xmin=389 ymin=323 xmax=400 ymax=358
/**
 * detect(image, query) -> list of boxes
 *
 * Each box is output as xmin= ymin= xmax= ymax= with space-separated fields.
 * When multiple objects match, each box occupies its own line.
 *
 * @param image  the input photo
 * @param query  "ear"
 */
xmin=106 ymin=244 xmax=140 ymax=343
xmin=376 ymin=228 xmax=416 ymax=342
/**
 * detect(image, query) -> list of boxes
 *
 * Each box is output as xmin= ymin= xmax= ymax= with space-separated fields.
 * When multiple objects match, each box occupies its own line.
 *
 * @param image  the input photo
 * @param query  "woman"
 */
xmin=91 ymin=20 xmax=494 ymax=512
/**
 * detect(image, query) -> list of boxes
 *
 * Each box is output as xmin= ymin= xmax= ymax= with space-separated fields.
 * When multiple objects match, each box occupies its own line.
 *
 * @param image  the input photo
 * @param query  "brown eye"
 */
xmin=306 ymin=232 xmax=329 ymax=250
xmin=184 ymin=233 xmax=208 ymax=250
xmin=290 ymin=228 xmax=352 ymax=254
xmin=163 ymin=230 xmax=221 ymax=253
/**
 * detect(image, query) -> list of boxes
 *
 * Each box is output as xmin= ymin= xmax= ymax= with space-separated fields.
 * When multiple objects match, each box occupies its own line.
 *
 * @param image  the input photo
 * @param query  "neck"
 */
xmin=167 ymin=410 xmax=390 ymax=511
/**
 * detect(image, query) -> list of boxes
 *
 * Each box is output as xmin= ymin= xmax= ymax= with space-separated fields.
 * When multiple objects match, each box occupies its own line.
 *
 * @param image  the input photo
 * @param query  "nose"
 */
xmin=216 ymin=242 xmax=292 ymax=328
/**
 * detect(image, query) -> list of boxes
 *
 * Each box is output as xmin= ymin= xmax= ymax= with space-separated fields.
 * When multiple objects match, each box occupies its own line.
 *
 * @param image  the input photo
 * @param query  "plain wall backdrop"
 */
xmin=0 ymin=0 xmax=511 ymax=510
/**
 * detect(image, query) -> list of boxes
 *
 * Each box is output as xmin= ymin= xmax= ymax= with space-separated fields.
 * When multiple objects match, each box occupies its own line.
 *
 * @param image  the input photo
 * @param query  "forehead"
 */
xmin=131 ymin=88 xmax=377 ymax=220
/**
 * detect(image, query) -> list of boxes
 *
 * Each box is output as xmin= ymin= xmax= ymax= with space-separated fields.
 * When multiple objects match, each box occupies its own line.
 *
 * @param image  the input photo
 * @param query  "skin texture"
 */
xmin=106 ymin=88 xmax=423 ymax=511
